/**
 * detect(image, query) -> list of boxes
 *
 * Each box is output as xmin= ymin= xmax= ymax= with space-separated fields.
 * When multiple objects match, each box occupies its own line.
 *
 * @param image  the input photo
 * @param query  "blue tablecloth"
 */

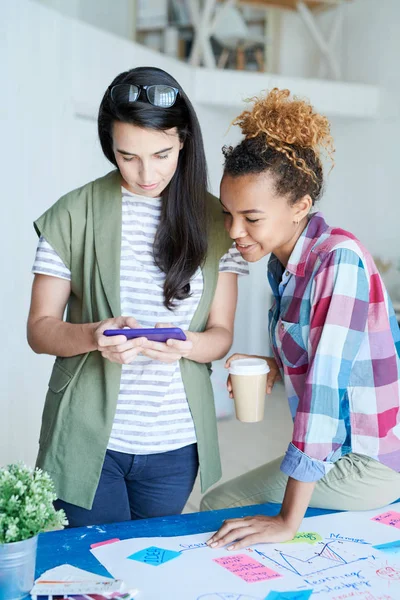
xmin=36 ymin=503 xmax=337 ymax=578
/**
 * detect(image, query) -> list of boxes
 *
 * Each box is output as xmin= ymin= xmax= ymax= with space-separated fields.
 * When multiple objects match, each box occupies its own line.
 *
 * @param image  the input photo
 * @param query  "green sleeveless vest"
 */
xmin=33 ymin=170 xmax=233 ymax=509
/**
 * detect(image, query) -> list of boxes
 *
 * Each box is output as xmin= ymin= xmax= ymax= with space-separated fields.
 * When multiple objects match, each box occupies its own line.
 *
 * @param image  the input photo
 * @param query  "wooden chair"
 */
xmin=212 ymin=3 xmax=265 ymax=70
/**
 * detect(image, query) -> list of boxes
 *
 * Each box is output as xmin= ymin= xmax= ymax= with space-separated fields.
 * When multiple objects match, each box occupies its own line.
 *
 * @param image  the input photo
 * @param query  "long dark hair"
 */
xmin=98 ymin=66 xmax=208 ymax=310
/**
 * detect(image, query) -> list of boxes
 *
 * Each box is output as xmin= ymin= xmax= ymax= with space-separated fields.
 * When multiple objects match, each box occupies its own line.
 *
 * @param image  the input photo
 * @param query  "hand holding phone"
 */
xmin=103 ymin=327 xmax=187 ymax=343
xmin=95 ymin=316 xmax=146 ymax=366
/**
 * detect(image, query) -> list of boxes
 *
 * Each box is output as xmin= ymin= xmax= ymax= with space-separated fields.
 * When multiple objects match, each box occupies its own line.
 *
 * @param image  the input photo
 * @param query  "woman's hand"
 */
xmin=206 ymin=514 xmax=296 ymax=551
xmin=141 ymin=323 xmax=194 ymax=363
xmin=95 ymin=316 xmax=148 ymax=364
xmin=207 ymin=478 xmax=315 ymax=550
xmin=225 ymin=353 xmax=281 ymax=397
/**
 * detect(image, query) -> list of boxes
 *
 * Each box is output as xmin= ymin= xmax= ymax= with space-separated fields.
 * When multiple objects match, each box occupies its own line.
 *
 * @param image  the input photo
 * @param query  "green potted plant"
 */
xmin=0 ymin=463 xmax=67 ymax=600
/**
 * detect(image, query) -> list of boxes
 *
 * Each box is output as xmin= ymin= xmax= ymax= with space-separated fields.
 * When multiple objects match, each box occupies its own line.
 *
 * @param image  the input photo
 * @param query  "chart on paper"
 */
xmin=91 ymin=503 xmax=400 ymax=600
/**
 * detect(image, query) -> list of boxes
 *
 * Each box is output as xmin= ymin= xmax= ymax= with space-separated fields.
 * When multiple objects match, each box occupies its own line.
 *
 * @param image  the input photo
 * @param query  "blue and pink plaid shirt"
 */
xmin=268 ymin=212 xmax=400 ymax=482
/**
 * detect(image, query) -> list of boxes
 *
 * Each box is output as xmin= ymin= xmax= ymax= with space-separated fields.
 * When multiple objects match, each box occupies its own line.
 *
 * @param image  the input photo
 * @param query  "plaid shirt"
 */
xmin=268 ymin=212 xmax=400 ymax=482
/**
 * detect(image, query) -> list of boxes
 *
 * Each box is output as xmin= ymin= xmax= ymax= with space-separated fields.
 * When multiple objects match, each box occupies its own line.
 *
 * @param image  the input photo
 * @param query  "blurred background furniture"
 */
xmin=188 ymin=0 xmax=350 ymax=78
xmin=135 ymin=0 xmax=270 ymax=70
xmin=212 ymin=2 xmax=266 ymax=70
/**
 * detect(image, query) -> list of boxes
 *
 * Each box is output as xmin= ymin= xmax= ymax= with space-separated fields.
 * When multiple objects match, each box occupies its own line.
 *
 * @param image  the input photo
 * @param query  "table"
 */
xmin=36 ymin=503 xmax=336 ymax=579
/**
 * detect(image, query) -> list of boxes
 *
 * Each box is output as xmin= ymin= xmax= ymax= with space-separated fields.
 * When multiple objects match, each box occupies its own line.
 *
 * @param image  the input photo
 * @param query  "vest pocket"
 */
xmin=278 ymin=319 xmax=308 ymax=369
xmin=48 ymin=360 xmax=73 ymax=392
xmin=39 ymin=361 xmax=72 ymax=446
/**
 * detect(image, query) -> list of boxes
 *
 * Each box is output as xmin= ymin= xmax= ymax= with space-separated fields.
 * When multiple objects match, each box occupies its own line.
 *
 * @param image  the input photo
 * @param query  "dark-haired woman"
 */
xmin=201 ymin=88 xmax=400 ymax=549
xmin=27 ymin=67 xmax=248 ymax=527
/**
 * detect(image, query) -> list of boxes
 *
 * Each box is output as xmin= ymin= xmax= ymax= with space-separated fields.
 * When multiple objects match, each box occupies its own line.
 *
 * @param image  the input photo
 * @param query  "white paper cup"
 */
xmin=229 ymin=358 xmax=270 ymax=422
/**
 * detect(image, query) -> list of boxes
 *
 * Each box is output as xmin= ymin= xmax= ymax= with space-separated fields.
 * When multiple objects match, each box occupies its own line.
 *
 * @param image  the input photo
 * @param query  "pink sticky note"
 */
xmin=213 ymin=554 xmax=282 ymax=583
xmin=90 ymin=538 xmax=120 ymax=549
xmin=372 ymin=511 xmax=400 ymax=529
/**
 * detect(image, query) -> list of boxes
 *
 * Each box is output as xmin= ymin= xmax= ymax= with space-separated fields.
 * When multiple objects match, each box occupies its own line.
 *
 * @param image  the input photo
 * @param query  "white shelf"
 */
xmin=73 ymin=66 xmax=381 ymax=122
xmin=194 ymin=68 xmax=381 ymax=119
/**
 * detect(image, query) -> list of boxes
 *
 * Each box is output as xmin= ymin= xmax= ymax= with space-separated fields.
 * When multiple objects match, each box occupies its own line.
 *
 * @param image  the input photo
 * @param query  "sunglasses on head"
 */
xmin=110 ymin=84 xmax=179 ymax=108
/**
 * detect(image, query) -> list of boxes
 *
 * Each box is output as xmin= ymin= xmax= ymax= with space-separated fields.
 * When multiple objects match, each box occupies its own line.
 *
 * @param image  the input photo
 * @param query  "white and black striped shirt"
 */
xmin=32 ymin=188 xmax=248 ymax=454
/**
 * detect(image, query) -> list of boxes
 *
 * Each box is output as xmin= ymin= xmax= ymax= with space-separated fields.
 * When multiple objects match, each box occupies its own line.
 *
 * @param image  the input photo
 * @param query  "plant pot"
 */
xmin=0 ymin=535 xmax=38 ymax=600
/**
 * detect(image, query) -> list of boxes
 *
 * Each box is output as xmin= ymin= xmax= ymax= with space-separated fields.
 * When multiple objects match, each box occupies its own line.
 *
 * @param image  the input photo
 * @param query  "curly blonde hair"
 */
xmin=223 ymin=88 xmax=335 ymax=203
xmin=236 ymin=88 xmax=334 ymax=181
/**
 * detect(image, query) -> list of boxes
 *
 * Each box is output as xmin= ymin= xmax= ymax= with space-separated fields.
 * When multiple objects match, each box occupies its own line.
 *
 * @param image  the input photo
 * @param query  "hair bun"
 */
xmin=233 ymin=88 xmax=334 ymax=166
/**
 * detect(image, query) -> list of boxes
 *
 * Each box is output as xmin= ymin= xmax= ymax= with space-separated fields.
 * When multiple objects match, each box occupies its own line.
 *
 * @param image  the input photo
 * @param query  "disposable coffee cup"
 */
xmin=229 ymin=358 xmax=270 ymax=423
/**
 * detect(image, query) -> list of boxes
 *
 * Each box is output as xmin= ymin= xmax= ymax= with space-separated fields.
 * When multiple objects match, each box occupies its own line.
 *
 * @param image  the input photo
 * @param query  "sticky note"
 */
xmin=371 ymin=511 xmax=400 ymax=529
xmin=265 ymin=591 xmax=313 ymax=600
xmin=128 ymin=546 xmax=181 ymax=566
xmin=373 ymin=540 xmax=400 ymax=555
xmin=213 ymin=554 xmax=281 ymax=583
xmin=90 ymin=538 xmax=120 ymax=549
xmin=284 ymin=532 xmax=322 ymax=545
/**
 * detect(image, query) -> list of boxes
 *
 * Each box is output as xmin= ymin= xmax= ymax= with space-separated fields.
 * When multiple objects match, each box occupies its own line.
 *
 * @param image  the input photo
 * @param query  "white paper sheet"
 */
xmin=31 ymin=564 xmax=132 ymax=596
xmin=91 ymin=502 xmax=400 ymax=600
xmin=34 ymin=564 xmax=115 ymax=583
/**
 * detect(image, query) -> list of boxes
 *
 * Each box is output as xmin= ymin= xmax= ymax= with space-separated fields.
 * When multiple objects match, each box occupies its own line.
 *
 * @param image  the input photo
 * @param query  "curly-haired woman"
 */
xmin=201 ymin=88 xmax=400 ymax=549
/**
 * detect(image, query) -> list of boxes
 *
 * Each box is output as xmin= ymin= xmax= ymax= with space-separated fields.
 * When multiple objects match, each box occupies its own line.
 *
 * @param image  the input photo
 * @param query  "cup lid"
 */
xmin=229 ymin=358 xmax=270 ymax=376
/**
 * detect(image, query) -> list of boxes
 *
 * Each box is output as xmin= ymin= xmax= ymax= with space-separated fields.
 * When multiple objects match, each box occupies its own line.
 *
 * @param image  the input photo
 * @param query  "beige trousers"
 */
xmin=200 ymin=453 xmax=400 ymax=512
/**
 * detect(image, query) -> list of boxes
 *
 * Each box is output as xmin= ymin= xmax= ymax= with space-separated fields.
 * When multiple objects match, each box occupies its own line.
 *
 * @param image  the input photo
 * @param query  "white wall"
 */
xmin=339 ymin=0 xmax=400 ymax=263
xmin=34 ymin=0 xmax=137 ymax=41
xmin=319 ymin=0 xmax=400 ymax=278
xmin=2 ymin=0 xmax=400 ymax=467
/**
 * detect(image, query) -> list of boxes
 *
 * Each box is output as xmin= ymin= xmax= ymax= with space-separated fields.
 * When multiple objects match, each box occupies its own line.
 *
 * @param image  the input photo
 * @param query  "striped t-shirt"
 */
xmin=32 ymin=187 xmax=249 ymax=454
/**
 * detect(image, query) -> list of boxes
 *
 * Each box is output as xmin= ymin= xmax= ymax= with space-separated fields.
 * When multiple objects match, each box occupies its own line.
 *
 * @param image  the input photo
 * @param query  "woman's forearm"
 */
xmin=187 ymin=326 xmax=233 ymax=363
xmin=28 ymin=316 xmax=99 ymax=357
xmin=280 ymin=477 xmax=317 ymax=533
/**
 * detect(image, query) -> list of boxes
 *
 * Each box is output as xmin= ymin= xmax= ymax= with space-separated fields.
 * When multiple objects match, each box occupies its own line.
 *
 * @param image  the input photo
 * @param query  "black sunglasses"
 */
xmin=110 ymin=84 xmax=179 ymax=108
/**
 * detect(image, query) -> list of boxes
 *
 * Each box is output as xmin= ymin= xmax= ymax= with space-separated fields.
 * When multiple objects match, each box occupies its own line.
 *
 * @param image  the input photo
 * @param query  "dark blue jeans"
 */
xmin=54 ymin=444 xmax=198 ymax=528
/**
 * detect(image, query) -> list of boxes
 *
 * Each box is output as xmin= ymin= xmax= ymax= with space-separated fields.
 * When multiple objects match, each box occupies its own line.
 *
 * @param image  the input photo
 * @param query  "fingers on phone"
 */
xmin=124 ymin=316 xmax=141 ymax=328
xmin=98 ymin=334 xmax=127 ymax=348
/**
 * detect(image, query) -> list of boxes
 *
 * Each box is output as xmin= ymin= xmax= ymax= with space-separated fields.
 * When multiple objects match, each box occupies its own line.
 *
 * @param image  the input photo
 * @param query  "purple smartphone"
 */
xmin=103 ymin=327 xmax=187 ymax=342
